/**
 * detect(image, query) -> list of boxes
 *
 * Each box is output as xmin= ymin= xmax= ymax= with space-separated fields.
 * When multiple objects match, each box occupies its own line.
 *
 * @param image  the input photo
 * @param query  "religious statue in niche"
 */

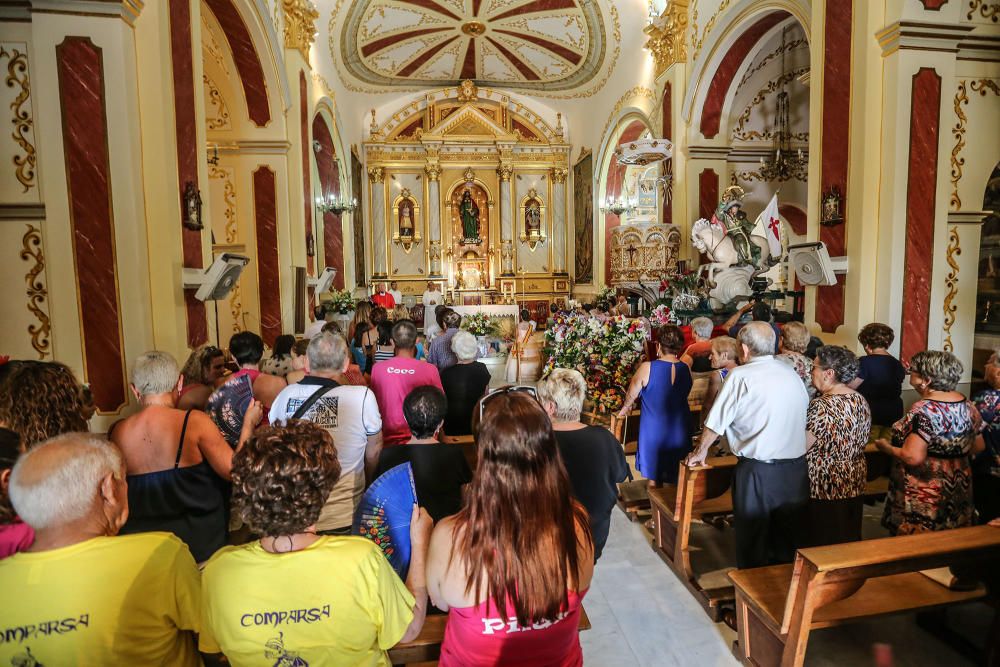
xmin=399 ymin=198 xmax=415 ymax=237
xmin=525 ymin=200 xmax=541 ymax=236
xmin=392 ymin=189 xmax=421 ymax=253
xmin=459 ymin=189 xmax=481 ymax=242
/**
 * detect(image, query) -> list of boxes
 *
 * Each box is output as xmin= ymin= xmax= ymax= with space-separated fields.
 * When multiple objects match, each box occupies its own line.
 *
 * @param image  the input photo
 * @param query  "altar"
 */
xmin=448 ymin=304 xmax=520 ymax=319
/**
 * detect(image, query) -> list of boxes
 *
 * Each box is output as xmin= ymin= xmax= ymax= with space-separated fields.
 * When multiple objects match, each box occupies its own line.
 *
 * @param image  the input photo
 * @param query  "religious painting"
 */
xmin=351 ymin=149 xmax=365 ymax=286
xmin=450 ymin=182 xmax=489 ymax=248
xmin=573 ymin=150 xmax=594 ymax=283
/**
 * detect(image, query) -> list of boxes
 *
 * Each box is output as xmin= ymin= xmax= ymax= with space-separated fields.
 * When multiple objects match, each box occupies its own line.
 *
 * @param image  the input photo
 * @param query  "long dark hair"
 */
xmin=452 ymin=392 xmax=591 ymax=626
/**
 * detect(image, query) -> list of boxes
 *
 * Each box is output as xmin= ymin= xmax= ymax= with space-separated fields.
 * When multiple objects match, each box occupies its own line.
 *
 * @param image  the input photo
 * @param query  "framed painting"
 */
xmin=573 ymin=149 xmax=594 ymax=283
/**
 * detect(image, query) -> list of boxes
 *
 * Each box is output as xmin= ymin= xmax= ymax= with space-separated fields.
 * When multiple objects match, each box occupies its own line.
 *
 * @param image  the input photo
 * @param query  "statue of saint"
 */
xmin=459 ymin=189 xmax=480 ymax=242
xmin=525 ymin=201 xmax=541 ymax=235
xmin=711 ymin=199 xmax=758 ymax=267
xmin=399 ymin=200 xmax=414 ymax=237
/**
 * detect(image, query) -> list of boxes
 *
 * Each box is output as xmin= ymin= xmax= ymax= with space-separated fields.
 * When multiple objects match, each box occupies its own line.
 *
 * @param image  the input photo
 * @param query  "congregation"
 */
xmin=1 ymin=296 xmax=999 ymax=666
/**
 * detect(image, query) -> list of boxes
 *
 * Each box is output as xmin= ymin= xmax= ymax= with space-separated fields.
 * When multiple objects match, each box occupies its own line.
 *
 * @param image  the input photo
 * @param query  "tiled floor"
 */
xmin=581 ymin=508 xmax=991 ymax=666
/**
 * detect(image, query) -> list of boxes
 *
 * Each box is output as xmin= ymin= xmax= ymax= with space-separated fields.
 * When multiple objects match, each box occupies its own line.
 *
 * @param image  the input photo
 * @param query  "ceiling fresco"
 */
xmin=336 ymin=0 xmax=607 ymax=92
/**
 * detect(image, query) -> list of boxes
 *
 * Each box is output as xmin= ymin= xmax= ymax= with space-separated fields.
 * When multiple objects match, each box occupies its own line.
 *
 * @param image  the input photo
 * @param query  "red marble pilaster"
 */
xmin=698 ymin=169 xmax=718 ymax=219
xmin=203 ymin=0 xmax=270 ymax=127
xmin=312 ymin=114 xmax=345 ymax=289
xmin=920 ymin=0 xmax=948 ymax=9
xmin=169 ymin=0 xmax=208 ymax=346
xmin=254 ymin=167 xmax=281 ymax=345
xmin=901 ymin=68 xmax=942 ymax=362
xmin=300 ymin=72 xmax=314 ymax=276
xmin=662 ymin=82 xmax=673 ymax=225
xmin=700 ymin=12 xmax=788 ymax=139
xmin=816 ymin=0 xmax=852 ymax=334
xmin=56 ymin=38 xmax=126 ymax=413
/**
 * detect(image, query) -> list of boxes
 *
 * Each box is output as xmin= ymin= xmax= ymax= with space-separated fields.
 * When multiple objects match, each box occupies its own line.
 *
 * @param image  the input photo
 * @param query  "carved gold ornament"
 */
xmin=496 ymin=163 xmax=514 ymax=182
xmin=368 ymin=166 xmax=385 ymax=183
xmin=1 ymin=46 xmax=36 ymax=193
xmin=942 ymin=227 xmax=961 ymax=352
xmin=551 ymin=167 xmax=569 ymax=184
xmin=203 ymin=74 xmax=231 ymax=131
xmin=424 ymin=164 xmax=441 ymax=181
xmin=283 ymin=0 xmax=319 ymax=59
xmin=456 ymin=79 xmax=479 ymax=102
xmin=950 ymin=79 xmax=1000 ymax=210
xmin=20 ymin=224 xmax=50 ymax=358
xmin=966 ymin=0 xmax=1000 ymax=21
xmin=644 ymin=0 xmax=689 ymax=75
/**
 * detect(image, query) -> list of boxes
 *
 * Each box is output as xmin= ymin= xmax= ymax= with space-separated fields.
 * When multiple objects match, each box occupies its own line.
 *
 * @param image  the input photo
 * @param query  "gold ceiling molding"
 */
xmin=691 ymin=0 xmax=734 ymax=64
xmin=731 ymin=66 xmax=810 ymax=141
xmin=534 ymin=3 xmax=620 ymax=100
xmin=599 ymin=86 xmax=656 ymax=152
xmin=950 ymin=78 xmax=1000 ymax=210
xmin=283 ymin=0 xmax=318 ymax=59
xmin=1 ymin=45 xmax=36 ymax=193
xmin=20 ymin=224 xmax=50 ymax=359
xmin=312 ymin=72 xmax=336 ymax=100
xmin=645 ymin=0 xmax=689 ymax=76
xmin=967 ymin=0 xmax=1000 ymax=21
xmin=203 ymin=74 xmax=231 ymax=131
xmin=942 ymin=226 xmax=961 ymax=353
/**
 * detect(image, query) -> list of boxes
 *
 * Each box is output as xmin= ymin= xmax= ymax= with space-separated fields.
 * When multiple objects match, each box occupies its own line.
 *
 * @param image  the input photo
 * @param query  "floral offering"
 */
xmin=461 ymin=312 xmax=498 ymax=337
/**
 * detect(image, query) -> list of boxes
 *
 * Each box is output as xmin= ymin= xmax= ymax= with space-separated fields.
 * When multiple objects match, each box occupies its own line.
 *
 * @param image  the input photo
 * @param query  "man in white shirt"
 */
xmin=269 ymin=332 xmax=382 ymax=534
xmin=389 ymin=281 xmax=404 ymax=308
xmin=303 ymin=304 xmax=327 ymax=339
xmin=685 ymin=321 xmax=808 ymax=568
xmin=421 ymin=282 xmax=442 ymax=333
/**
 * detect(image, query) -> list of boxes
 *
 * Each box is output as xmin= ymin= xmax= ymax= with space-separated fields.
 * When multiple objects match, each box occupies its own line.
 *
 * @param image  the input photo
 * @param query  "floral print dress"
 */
xmin=881 ymin=399 xmax=983 ymax=535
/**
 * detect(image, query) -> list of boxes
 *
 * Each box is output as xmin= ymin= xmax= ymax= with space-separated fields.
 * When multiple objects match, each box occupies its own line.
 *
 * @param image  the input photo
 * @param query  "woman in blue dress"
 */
xmin=617 ymin=325 xmax=692 ymax=487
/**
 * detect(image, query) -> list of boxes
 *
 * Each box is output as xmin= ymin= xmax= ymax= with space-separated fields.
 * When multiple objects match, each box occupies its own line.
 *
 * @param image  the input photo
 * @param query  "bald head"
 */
xmin=739 ymin=321 xmax=776 ymax=358
xmin=9 ymin=433 xmax=124 ymax=531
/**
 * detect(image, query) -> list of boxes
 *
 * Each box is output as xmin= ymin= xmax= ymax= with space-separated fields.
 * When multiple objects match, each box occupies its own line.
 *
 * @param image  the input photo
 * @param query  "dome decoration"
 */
xmin=339 ymin=0 xmax=606 ymax=92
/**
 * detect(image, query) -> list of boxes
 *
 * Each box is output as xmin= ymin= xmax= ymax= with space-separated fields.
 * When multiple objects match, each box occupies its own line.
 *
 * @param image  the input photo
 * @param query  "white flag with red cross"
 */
xmin=753 ymin=194 xmax=783 ymax=257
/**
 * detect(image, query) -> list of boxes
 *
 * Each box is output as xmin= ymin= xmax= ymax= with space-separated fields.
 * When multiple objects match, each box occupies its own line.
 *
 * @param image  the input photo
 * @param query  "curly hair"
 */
xmin=180 ymin=345 xmax=224 ymax=385
xmin=780 ymin=321 xmax=811 ymax=354
xmin=0 ymin=362 xmax=87 ymax=448
xmin=231 ymin=421 xmax=341 ymax=537
xmin=814 ymin=345 xmax=860 ymax=384
xmin=858 ymin=323 xmax=895 ymax=350
xmin=910 ymin=350 xmax=963 ymax=392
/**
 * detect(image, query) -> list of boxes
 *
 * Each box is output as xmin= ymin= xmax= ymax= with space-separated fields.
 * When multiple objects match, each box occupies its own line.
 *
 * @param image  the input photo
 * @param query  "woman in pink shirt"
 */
xmin=0 ymin=429 xmax=32 ymax=559
xmin=426 ymin=391 xmax=594 ymax=666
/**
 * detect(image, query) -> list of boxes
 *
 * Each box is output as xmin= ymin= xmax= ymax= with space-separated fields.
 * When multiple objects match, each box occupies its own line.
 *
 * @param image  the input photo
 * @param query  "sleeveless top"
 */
xmin=439 ymin=588 xmax=587 ymax=667
xmin=119 ymin=411 xmax=228 ymax=563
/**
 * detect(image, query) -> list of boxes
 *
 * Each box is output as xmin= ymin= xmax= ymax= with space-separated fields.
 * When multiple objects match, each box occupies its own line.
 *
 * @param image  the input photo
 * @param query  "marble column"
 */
xmin=425 ymin=164 xmax=442 ymax=276
xmin=369 ymin=166 xmax=386 ymax=278
xmin=551 ymin=167 xmax=568 ymax=275
xmin=498 ymin=163 xmax=514 ymax=275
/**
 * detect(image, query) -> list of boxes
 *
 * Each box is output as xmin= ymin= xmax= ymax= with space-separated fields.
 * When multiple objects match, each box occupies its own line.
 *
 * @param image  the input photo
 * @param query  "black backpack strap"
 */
xmin=290 ymin=377 xmax=340 ymax=420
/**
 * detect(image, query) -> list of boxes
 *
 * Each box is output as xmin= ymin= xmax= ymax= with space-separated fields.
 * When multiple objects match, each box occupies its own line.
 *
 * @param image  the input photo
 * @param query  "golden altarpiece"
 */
xmin=363 ymin=82 xmax=572 ymax=310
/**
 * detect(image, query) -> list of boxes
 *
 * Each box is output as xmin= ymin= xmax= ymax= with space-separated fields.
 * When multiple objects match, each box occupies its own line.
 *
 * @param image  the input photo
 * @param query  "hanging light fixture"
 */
xmin=316 ymin=193 xmax=358 ymax=215
xmin=759 ymin=26 xmax=808 ymax=182
xmin=600 ymin=153 xmax=638 ymax=217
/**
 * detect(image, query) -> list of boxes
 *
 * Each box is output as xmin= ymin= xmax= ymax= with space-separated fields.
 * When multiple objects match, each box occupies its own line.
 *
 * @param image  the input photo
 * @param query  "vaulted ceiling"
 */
xmin=335 ymin=0 xmax=607 ymax=92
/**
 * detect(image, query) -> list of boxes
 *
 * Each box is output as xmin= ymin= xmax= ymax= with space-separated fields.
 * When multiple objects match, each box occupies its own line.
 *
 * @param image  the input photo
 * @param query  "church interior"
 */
xmin=1 ymin=0 xmax=1000 ymax=665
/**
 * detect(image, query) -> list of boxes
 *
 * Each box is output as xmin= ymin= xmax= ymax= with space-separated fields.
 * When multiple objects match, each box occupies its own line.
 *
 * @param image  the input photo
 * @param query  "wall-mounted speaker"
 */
xmin=181 ymin=253 xmax=250 ymax=301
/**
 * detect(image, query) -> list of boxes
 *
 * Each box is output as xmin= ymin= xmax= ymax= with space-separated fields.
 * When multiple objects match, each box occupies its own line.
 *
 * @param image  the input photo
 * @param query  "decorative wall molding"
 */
xmin=967 ymin=0 xmax=1000 ymax=22
xmin=942 ymin=226 xmax=961 ymax=352
xmin=691 ymin=0 xmax=734 ymax=64
xmin=0 ymin=45 xmax=36 ymax=193
xmin=876 ymin=20 xmax=975 ymax=56
xmin=0 ymin=203 xmax=44 ymax=219
xmin=20 ymin=224 xmax=49 ymax=359
xmin=736 ymin=37 xmax=808 ymax=92
xmin=30 ymin=0 xmax=144 ymax=25
xmin=598 ymin=86 xmax=655 ymax=153
xmin=950 ymin=78 xmax=1000 ymax=210
xmin=282 ymin=0 xmax=318 ymax=59
xmin=731 ymin=67 xmax=810 ymax=141
xmin=203 ymin=74 xmax=231 ymax=130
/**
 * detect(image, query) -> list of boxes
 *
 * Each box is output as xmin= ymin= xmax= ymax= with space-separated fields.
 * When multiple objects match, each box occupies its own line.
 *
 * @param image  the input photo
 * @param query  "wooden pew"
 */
xmin=438 ymin=433 xmax=476 ymax=470
xmin=728 ymin=525 xmax=1000 ymax=667
xmin=388 ymin=606 xmax=592 ymax=666
xmin=648 ymin=455 xmax=738 ymax=620
xmin=609 ymin=410 xmax=649 ymax=521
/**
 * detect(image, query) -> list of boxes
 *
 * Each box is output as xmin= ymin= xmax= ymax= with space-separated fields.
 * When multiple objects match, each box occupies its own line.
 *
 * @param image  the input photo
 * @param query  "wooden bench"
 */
xmin=388 ymin=606 xmax=592 ymax=666
xmin=438 ymin=433 xmax=477 ymax=470
xmin=728 ymin=525 xmax=1000 ymax=667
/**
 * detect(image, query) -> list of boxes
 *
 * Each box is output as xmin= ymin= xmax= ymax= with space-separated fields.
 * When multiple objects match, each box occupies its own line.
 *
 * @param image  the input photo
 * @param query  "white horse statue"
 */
xmin=691 ymin=218 xmax=772 ymax=308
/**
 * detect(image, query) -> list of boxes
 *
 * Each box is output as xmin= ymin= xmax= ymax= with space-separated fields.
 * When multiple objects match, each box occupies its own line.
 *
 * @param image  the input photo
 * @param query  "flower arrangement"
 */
xmin=543 ymin=313 xmax=647 ymax=413
xmin=327 ymin=288 xmax=356 ymax=314
xmin=594 ymin=285 xmax=617 ymax=310
xmin=461 ymin=312 xmax=497 ymax=337
xmin=649 ymin=303 xmax=676 ymax=326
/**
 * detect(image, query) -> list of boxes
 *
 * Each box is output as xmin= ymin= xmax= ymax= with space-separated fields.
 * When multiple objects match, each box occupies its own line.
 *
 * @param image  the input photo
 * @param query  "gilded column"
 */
xmin=551 ymin=167 xmax=568 ymax=275
xmin=498 ymin=162 xmax=514 ymax=276
xmin=369 ymin=166 xmax=387 ymax=278
xmin=425 ymin=163 xmax=442 ymax=277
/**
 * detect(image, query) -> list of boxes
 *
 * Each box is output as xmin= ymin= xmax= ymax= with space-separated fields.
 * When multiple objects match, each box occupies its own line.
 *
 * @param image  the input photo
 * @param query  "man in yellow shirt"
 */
xmin=200 ymin=420 xmax=431 ymax=666
xmin=0 ymin=433 xmax=201 ymax=665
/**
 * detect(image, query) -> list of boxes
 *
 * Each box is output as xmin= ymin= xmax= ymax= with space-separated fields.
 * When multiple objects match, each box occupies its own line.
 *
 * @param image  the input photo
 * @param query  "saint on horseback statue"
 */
xmin=711 ymin=194 xmax=759 ymax=267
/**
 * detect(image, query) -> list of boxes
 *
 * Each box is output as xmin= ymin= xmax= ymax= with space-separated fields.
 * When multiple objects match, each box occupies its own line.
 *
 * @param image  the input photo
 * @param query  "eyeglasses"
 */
xmin=478 ymin=385 xmax=538 ymax=421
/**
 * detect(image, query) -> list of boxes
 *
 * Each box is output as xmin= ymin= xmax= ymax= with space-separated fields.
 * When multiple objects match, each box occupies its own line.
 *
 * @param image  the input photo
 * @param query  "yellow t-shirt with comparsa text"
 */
xmin=200 ymin=535 xmax=414 ymax=666
xmin=0 ymin=532 xmax=201 ymax=666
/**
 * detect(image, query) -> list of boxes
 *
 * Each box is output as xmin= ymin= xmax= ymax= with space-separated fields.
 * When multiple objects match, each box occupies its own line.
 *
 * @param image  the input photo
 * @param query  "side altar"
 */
xmin=362 ymin=81 xmax=572 ymax=321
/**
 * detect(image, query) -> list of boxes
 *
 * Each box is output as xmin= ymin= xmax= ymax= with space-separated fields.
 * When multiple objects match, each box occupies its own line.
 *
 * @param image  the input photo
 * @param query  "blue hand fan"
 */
xmin=353 ymin=463 xmax=417 ymax=578
xmin=207 ymin=374 xmax=253 ymax=447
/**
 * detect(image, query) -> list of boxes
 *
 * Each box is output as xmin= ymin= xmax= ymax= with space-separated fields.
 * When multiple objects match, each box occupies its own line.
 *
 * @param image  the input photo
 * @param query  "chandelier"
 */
xmin=316 ymin=194 xmax=357 ymax=215
xmin=600 ymin=195 xmax=637 ymax=217
xmin=758 ymin=27 xmax=808 ymax=182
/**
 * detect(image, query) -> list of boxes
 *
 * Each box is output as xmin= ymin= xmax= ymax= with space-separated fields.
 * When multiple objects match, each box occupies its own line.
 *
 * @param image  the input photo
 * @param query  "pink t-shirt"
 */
xmin=439 ymin=589 xmax=587 ymax=667
xmin=369 ymin=356 xmax=443 ymax=446
xmin=0 ymin=519 xmax=34 ymax=560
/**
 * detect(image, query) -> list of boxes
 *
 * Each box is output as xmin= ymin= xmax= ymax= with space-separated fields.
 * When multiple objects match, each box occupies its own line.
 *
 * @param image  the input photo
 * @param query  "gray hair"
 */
xmin=910 ymin=350 xmax=963 ymax=391
xmin=307 ymin=332 xmax=348 ymax=372
xmin=10 ymin=433 xmax=123 ymax=530
xmin=780 ymin=321 xmax=811 ymax=354
xmin=738 ymin=321 xmax=775 ymax=358
xmin=537 ymin=368 xmax=587 ymax=422
xmin=814 ymin=345 xmax=860 ymax=384
xmin=131 ymin=351 xmax=180 ymax=396
xmin=451 ymin=330 xmax=479 ymax=362
xmin=690 ymin=317 xmax=714 ymax=340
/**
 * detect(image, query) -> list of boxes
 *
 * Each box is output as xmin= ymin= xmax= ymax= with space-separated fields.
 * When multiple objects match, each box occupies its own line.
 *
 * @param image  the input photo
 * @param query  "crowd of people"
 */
xmin=1 ymin=291 xmax=999 ymax=664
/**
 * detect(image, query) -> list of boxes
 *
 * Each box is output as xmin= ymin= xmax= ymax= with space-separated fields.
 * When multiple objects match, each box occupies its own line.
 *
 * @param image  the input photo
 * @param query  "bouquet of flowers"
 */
xmin=461 ymin=312 xmax=497 ymax=337
xmin=327 ymin=288 xmax=356 ymax=314
xmin=544 ymin=313 xmax=646 ymax=413
xmin=649 ymin=303 xmax=676 ymax=326
xmin=595 ymin=285 xmax=617 ymax=310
